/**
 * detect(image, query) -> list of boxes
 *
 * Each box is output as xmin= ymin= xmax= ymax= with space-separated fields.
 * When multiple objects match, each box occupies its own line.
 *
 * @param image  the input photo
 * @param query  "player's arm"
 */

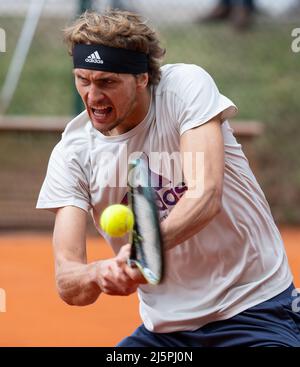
xmin=53 ymin=206 xmax=101 ymax=305
xmin=161 ymin=114 xmax=224 ymax=250
xmin=53 ymin=206 xmax=144 ymax=305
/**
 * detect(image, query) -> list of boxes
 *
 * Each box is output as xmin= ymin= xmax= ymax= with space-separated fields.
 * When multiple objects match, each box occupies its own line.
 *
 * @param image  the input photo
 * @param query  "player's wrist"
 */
xmin=87 ymin=261 xmax=104 ymax=290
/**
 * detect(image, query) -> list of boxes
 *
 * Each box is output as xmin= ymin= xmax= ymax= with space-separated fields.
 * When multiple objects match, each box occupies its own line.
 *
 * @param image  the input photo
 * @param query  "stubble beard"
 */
xmin=96 ymin=94 xmax=137 ymax=136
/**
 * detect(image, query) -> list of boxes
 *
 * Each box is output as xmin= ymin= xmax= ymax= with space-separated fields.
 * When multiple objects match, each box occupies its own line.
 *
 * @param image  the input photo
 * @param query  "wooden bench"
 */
xmin=0 ymin=115 xmax=264 ymax=231
xmin=0 ymin=115 xmax=264 ymax=139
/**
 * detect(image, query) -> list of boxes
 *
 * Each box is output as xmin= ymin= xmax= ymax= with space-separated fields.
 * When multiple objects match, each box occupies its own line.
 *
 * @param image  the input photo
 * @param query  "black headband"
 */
xmin=73 ymin=44 xmax=148 ymax=74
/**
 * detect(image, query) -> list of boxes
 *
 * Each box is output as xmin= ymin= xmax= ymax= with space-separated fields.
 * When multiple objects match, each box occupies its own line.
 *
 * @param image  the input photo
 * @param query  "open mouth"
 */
xmin=91 ymin=106 xmax=113 ymax=120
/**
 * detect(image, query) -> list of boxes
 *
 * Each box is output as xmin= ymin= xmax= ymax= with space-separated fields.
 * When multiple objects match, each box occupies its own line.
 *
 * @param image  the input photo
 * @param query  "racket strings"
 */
xmin=133 ymin=192 xmax=162 ymax=274
xmin=128 ymin=158 xmax=164 ymax=284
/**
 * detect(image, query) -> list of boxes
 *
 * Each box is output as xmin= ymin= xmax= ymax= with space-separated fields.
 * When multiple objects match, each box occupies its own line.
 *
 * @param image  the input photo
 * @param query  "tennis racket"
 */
xmin=127 ymin=157 xmax=164 ymax=285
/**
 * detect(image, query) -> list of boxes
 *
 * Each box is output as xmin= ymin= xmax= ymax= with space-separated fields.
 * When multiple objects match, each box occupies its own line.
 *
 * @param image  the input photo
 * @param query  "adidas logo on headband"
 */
xmin=85 ymin=51 xmax=104 ymax=64
xmin=74 ymin=44 xmax=148 ymax=73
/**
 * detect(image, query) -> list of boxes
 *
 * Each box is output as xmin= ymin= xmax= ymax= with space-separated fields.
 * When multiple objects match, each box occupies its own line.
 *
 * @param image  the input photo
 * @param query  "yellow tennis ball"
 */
xmin=100 ymin=204 xmax=134 ymax=237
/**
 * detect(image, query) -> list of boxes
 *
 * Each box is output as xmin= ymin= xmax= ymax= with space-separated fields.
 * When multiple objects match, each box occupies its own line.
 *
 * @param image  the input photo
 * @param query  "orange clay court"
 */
xmin=0 ymin=227 xmax=299 ymax=347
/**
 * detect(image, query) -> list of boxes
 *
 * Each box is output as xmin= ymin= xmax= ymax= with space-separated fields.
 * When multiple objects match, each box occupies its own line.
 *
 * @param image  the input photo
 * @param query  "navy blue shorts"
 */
xmin=117 ymin=284 xmax=300 ymax=347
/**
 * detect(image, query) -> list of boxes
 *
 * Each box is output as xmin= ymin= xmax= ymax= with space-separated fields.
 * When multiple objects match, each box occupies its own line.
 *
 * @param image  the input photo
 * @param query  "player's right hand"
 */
xmin=94 ymin=244 xmax=146 ymax=296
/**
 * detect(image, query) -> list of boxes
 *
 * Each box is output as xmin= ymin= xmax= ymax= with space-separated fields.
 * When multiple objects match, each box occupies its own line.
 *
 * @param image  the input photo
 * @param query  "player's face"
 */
xmin=74 ymin=69 xmax=149 ymax=135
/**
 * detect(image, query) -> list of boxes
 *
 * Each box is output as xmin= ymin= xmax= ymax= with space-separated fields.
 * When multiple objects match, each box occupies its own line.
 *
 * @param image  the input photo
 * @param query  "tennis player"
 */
xmin=37 ymin=10 xmax=300 ymax=347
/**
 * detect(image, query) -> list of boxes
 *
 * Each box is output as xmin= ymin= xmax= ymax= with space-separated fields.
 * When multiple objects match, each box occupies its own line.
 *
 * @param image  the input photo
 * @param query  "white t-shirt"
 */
xmin=37 ymin=64 xmax=292 ymax=332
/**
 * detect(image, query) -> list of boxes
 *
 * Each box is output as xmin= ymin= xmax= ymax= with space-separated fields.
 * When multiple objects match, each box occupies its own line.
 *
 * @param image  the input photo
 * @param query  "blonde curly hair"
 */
xmin=64 ymin=10 xmax=166 ymax=86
